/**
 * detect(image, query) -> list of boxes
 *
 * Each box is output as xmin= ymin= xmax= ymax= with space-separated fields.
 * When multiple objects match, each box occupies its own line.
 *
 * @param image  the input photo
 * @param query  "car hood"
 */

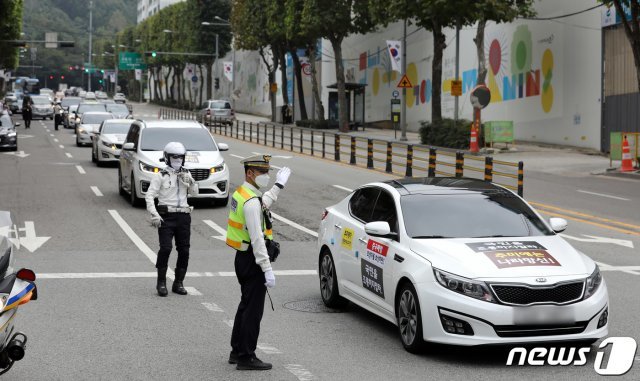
xmin=138 ymin=150 xmax=224 ymax=168
xmin=79 ymin=123 xmax=101 ymax=133
xmin=102 ymin=134 xmax=127 ymax=143
xmin=0 ymin=127 xmax=15 ymax=135
xmin=409 ymin=236 xmax=594 ymax=280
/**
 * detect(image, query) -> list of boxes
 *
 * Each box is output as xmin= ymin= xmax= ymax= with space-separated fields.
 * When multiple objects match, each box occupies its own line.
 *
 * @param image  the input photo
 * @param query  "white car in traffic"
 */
xmin=118 ymin=120 xmax=230 ymax=207
xmin=76 ymin=111 xmax=114 ymax=147
xmin=92 ymin=119 xmax=132 ymax=165
xmin=317 ymin=177 xmax=608 ymax=351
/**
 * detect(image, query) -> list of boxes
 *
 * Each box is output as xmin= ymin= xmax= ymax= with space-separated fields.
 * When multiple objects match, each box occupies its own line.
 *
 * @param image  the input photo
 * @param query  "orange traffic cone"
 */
xmin=469 ymin=123 xmax=479 ymax=153
xmin=621 ymin=135 xmax=634 ymax=172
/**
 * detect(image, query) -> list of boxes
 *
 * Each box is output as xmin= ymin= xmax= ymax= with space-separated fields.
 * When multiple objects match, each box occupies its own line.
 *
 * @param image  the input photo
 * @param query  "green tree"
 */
xmin=0 ymin=0 xmax=24 ymax=72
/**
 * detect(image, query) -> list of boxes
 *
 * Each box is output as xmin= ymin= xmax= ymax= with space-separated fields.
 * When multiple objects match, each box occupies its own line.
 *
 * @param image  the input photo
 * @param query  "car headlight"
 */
xmin=583 ymin=265 xmax=602 ymax=300
xmin=78 ymin=128 xmax=86 ymax=134
xmin=434 ymin=268 xmax=495 ymax=303
xmin=210 ymin=163 xmax=225 ymax=173
xmin=139 ymin=161 xmax=160 ymax=173
xmin=76 ymin=117 xmax=81 ymax=123
xmin=102 ymin=141 xmax=117 ymax=150
xmin=7 ymin=132 xmax=16 ymax=137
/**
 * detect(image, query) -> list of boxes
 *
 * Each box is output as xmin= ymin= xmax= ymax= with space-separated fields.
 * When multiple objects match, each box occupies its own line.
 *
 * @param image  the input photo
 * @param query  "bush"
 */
xmin=295 ymin=119 xmax=331 ymax=129
xmin=419 ymin=118 xmax=472 ymax=149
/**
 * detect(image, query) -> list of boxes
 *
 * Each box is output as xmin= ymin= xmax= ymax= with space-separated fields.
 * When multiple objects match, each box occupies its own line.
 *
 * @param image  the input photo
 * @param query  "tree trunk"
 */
xmin=290 ymin=50 xmax=308 ymax=121
xmin=198 ymin=64 xmax=204 ymax=106
xmin=207 ymin=61 xmax=214 ymax=100
xmin=259 ymin=47 xmax=278 ymax=122
xmin=431 ymin=24 xmax=446 ymax=122
xmin=331 ymin=37 xmax=349 ymax=132
xmin=474 ymin=18 xmax=488 ymax=85
xmin=308 ymin=43 xmax=325 ymax=121
xmin=154 ymin=67 xmax=161 ymax=101
xmin=280 ymin=51 xmax=289 ymax=105
xmin=164 ymin=67 xmax=171 ymax=101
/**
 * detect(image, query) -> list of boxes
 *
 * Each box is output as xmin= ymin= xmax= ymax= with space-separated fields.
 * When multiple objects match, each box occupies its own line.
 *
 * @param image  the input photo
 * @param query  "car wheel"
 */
xmin=118 ymin=167 xmax=126 ymax=196
xmin=319 ymin=250 xmax=348 ymax=309
xmin=130 ymin=173 xmax=142 ymax=207
xmin=11 ymin=145 xmax=17 ymax=152
xmin=397 ymin=282 xmax=424 ymax=353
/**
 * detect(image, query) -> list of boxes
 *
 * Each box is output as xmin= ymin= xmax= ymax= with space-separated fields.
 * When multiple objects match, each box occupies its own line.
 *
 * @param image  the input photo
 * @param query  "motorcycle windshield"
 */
xmin=0 ymin=211 xmax=16 ymax=278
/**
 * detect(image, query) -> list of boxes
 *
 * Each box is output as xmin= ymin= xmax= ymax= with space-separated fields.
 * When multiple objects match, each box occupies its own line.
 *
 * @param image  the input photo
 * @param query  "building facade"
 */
xmin=137 ymin=0 xmax=185 ymax=23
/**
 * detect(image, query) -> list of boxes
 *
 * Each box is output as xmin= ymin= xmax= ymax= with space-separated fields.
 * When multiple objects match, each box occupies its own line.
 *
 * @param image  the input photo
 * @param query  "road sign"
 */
xmin=45 ymin=32 xmax=58 ymax=48
xmin=451 ymin=80 xmax=462 ymax=97
xmin=392 ymin=90 xmax=399 ymax=98
xmin=397 ymin=74 xmax=413 ymax=88
xmin=119 ymin=52 xmax=147 ymax=70
xmin=191 ymin=75 xmax=198 ymax=83
xmin=270 ymin=83 xmax=278 ymax=93
xmin=470 ymin=85 xmax=491 ymax=109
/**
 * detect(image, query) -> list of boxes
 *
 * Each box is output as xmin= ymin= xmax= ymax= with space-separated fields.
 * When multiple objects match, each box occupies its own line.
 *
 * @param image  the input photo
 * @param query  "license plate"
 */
xmin=513 ymin=305 xmax=575 ymax=325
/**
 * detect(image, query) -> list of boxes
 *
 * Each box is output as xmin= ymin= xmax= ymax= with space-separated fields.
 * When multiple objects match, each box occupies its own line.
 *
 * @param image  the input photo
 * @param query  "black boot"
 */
xmin=156 ymin=267 xmax=168 ymax=297
xmin=172 ymin=268 xmax=188 ymax=295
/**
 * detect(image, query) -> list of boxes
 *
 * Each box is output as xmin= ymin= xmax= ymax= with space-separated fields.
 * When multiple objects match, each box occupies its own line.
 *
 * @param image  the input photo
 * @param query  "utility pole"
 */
xmin=88 ymin=0 xmax=93 ymax=92
xmin=454 ymin=18 xmax=460 ymax=125
xmin=215 ymin=33 xmax=219 ymax=99
xmin=400 ymin=18 xmax=407 ymax=141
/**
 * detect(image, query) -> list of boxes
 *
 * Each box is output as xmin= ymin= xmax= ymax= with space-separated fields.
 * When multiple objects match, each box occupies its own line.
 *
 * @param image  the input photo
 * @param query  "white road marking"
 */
xmin=108 ymin=210 xmax=175 ymax=280
xmin=76 ymin=165 xmax=85 ymax=174
xmin=285 ymin=364 xmax=317 ymax=381
xmin=596 ymin=261 xmax=640 ymax=276
xmin=59 ymin=145 xmax=64 ymax=149
xmin=577 ymin=189 xmax=630 ymax=201
xmin=90 ymin=186 xmax=103 ymax=197
xmin=229 ymin=154 xmax=245 ymax=159
xmin=49 ymin=134 xmax=54 ymax=137
xmin=202 ymin=302 xmax=224 ymax=312
xmin=3 ymin=151 xmax=30 ymax=158
xmin=271 ymin=164 xmax=282 ymax=170
xmin=13 ymin=221 xmax=50 ymax=253
xmin=203 ymin=219 xmax=226 ymax=241
xmin=53 ymin=138 xmax=59 ymax=142
xmin=36 ymin=270 xmax=318 ymax=279
xmin=223 ymin=319 xmax=234 ymax=328
xmin=257 ymin=343 xmax=282 ymax=354
xmin=185 ymin=287 xmax=202 ymax=296
xmin=65 ymin=152 xmax=73 ymax=158
xmin=271 ymin=212 xmax=318 ymax=237
xmin=560 ymin=234 xmax=634 ymax=248
xmin=332 ymin=185 xmax=353 ymax=192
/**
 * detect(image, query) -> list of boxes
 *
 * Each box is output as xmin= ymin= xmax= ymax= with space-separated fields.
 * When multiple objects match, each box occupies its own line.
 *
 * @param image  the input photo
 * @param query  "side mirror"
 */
xmin=159 ymin=157 xmax=165 ymax=162
xmin=15 ymin=123 xmax=20 ymax=127
xmin=218 ymin=142 xmax=229 ymax=151
xmin=122 ymin=142 xmax=135 ymax=151
xmin=365 ymin=221 xmax=395 ymax=238
xmin=549 ymin=218 xmax=567 ymax=233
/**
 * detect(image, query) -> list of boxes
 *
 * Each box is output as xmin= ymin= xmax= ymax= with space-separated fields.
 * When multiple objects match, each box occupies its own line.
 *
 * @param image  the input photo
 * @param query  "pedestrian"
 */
xmin=22 ymin=96 xmax=32 ymax=129
xmin=145 ymin=142 xmax=198 ymax=297
xmin=53 ymin=101 xmax=63 ymax=131
xmin=226 ymin=154 xmax=291 ymax=371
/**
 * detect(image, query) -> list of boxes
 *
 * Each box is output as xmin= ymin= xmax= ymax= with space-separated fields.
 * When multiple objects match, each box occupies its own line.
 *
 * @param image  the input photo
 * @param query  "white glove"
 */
xmin=178 ymin=170 xmax=192 ymax=186
xmin=276 ymin=167 xmax=291 ymax=187
xmin=150 ymin=215 xmax=163 ymax=228
xmin=264 ymin=269 xmax=275 ymax=288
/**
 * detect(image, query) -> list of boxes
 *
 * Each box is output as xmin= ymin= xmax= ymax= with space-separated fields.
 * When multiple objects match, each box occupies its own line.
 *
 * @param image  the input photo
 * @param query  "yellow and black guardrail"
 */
xmin=159 ymin=108 xmax=525 ymax=196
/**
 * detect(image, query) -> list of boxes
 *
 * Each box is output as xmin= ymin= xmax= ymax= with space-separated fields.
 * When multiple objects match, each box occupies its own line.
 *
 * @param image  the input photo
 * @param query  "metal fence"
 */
xmin=159 ymin=108 xmax=525 ymax=196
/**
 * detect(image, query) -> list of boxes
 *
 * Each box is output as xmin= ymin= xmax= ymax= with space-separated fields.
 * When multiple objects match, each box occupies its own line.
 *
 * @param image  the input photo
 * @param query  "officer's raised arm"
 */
xmin=262 ymin=167 xmax=291 ymax=208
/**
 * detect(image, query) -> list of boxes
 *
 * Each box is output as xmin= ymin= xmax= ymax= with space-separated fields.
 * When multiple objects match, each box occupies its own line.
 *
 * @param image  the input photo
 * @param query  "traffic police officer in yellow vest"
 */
xmin=226 ymin=154 xmax=291 ymax=371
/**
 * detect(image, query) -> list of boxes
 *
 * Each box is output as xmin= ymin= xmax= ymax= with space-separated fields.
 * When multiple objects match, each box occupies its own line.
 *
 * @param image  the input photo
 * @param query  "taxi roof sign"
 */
xmin=397 ymin=75 xmax=413 ymax=89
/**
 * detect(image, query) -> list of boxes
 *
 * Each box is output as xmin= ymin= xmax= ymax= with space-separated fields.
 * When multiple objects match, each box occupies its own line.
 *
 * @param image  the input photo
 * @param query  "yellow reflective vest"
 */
xmin=226 ymin=185 xmax=273 ymax=251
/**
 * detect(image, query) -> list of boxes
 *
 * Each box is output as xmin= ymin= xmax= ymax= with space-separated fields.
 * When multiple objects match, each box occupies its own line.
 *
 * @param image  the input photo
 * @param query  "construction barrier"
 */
xmin=159 ymin=108 xmax=525 ymax=196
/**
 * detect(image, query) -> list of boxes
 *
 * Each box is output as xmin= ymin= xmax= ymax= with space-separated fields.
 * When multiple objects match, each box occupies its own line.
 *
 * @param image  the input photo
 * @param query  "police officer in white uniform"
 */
xmin=146 ymin=142 xmax=198 ymax=297
xmin=226 ymin=155 xmax=291 ymax=370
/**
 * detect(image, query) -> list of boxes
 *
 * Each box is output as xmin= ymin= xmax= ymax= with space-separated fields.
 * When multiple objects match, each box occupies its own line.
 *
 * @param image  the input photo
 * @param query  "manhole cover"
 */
xmin=283 ymin=298 xmax=345 ymax=313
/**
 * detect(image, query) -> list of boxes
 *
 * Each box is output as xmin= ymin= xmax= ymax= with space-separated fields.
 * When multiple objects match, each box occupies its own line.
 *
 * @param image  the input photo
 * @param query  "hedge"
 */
xmin=419 ymin=118 xmax=473 ymax=149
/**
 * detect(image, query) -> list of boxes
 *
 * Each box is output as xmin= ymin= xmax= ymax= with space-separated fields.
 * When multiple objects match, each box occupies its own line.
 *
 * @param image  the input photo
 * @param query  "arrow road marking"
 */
xmin=15 ymin=221 xmax=50 ymax=253
xmin=560 ymin=233 xmax=634 ymax=248
xmin=203 ymin=219 xmax=226 ymax=241
xmin=3 ymin=151 xmax=30 ymax=158
xmin=596 ymin=261 xmax=640 ymax=276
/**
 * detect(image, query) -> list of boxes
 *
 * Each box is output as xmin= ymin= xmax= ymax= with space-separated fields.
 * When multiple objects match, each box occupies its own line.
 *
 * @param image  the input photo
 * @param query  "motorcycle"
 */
xmin=0 ymin=211 xmax=37 ymax=375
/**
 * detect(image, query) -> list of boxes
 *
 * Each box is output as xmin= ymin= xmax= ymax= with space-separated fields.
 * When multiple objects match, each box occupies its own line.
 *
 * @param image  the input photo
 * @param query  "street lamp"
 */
xmin=201 ymin=22 xmax=220 ymax=99
xmin=205 ymin=16 xmax=235 ymax=108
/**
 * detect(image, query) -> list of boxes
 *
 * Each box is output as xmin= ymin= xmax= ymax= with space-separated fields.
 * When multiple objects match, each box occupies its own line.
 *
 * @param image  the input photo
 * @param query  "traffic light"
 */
xmin=152 ymin=51 xmax=157 ymax=57
xmin=49 ymin=75 xmax=54 ymax=80
xmin=59 ymin=41 xmax=75 ymax=48
xmin=100 ymin=69 xmax=104 ymax=74
xmin=69 ymin=66 xmax=73 ymax=70
xmin=214 ymin=77 xmax=220 ymax=90
xmin=144 ymin=51 xmax=157 ymax=58
xmin=99 ymin=79 xmax=103 ymax=84
xmin=84 ymin=68 xmax=89 ymax=73
xmin=61 ymin=75 xmax=65 ymax=80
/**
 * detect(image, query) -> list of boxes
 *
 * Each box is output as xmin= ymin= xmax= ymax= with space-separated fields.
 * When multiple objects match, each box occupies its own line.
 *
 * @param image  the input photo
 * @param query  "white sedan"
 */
xmin=317 ymin=177 xmax=608 ymax=351
xmin=76 ymin=111 xmax=114 ymax=147
xmin=92 ymin=119 xmax=132 ymax=165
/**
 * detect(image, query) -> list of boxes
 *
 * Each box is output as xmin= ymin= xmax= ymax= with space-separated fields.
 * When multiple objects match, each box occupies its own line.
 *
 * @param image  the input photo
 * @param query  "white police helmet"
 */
xmin=163 ymin=141 xmax=187 ymax=167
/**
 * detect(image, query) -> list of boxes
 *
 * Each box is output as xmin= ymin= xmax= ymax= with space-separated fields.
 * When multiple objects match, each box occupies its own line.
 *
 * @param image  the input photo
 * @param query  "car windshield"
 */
xmin=208 ymin=101 xmax=229 ymax=109
xmin=0 ymin=115 xmax=12 ymax=128
xmin=102 ymin=122 xmax=131 ymax=134
xmin=69 ymin=105 xmax=78 ymax=112
xmin=140 ymin=128 xmax=217 ymax=151
xmin=32 ymin=97 xmax=50 ymax=105
xmin=61 ymin=98 xmax=81 ymax=107
xmin=106 ymin=104 xmax=128 ymax=114
xmin=401 ymin=192 xmax=554 ymax=239
xmin=77 ymin=104 xmax=106 ymax=114
xmin=82 ymin=114 xmax=112 ymax=124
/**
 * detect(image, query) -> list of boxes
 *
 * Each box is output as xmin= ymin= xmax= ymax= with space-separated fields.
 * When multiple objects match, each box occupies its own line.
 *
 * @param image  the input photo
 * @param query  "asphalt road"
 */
xmin=0 ymin=102 xmax=638 ymax=380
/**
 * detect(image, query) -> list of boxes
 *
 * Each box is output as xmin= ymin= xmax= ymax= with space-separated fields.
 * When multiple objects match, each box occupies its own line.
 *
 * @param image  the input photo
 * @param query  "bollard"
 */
xmin=242 ymin=121 xmax=246 ymax=140
xmin=386 ymin=142 xmax=392 ymax=173
xmin=311 ymin=131 xmax=315 ymax=156
xmin=281 ymin=127 xmax=284 ymax=149
xmin=272 ymin=124 xmax=276 ymax=147
xmin=350 ymin=137 xmax=356 ymax=165
xmin=484 ymin=156 xmax=493 ymax=182
xmin=300 ymin=129 xmax=303 ymax=153
xmin=335 ymin=135 xmax=340 ymax=161
xmin=517 ymin=161 xmax=524 ymax=197
xmin=367 ymin=139 xmax=374 ymax=169
xmin=405 ymin=145 xmax=413 ymax=177
xmin=264 ymin=123 xmax=268 ymax=145
xmin=428 ymin=148 xmax=436 ymax=177
xmin=224 ymin=122 xmax=228 ymax=136
xmin=455 ymin=152 xmax=464 ymax=178
xmin=250 ymin=122 xmax=253 ymax=143
xmin=322 ymin=132 xmax=326 ymax=159
xmin=290 ymin=127 xmax=294 ymax=151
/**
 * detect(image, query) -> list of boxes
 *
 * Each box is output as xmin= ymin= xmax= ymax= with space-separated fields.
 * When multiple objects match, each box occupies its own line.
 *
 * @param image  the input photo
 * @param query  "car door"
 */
xmin=120 ymin=124 xmax=139 ymax=189
xmin=336 ymin=187 xmax=380 ymax=295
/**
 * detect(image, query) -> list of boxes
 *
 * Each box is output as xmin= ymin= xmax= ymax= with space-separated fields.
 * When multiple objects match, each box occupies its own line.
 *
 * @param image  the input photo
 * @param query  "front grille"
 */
xmin=494 ymin=322 xmax=588 ymax=338
xmin=490 ymin=281 xmax=584 ymax=306
xmin=189 ymin=168 xmax=210 ymax=181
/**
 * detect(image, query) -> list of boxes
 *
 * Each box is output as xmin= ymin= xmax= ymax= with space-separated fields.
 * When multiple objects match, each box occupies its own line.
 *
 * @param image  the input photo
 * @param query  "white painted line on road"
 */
xmin=185 ymin=287 xmax=202 ymax=296
xmin=65 ymin=152 xmax=73 ymax=158
xmin=203 ymin=219 xmax=226 ymax=241
xmin=285 ymin=364 xmax=317 ymax=381
xmin=108 ymin=209 xmax=175 ymax=280
xmin=202 ymin=302 xmax=224 ymax=312
xmin=596 ymin=261 xmax=640 ymax=276
xmin=75 ymin=165 xmax=85 ymax=174
xmin=229 ymin=154 xmax=245 ymax=159
xmin=577 ymin=190 xmax=630 ymax=201
xmin=332 ymin=185 xmax=353 ymax=192
xmin=59 ymin=145 xmax=64 ymax=149
xmin=560 ymin=233 xmax=634 ymax=248
xmin=35 ymin=270 xmax=318 ymax=279
xmin=54 ymin=138 xmax=59 ymax=142
xmin=271 ymin=212 xmax=318 ymax=237
xmin=90 ymin=186 xmax=103 ymax=197
xmin=223 ymin=319 xmax=234 ymax=328
xmin=49 ymin=134 xmax=54 ymax=137
xmin=257 ymin=343 xmax=282 ymax=354
xmin=271 ymin=164 xmax=282 ymax=170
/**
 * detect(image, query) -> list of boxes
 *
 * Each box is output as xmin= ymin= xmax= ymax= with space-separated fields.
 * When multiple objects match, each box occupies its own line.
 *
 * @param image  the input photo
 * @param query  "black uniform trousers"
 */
xmin=156 ymin=212 xmax=191 ymax=269
xmin=230 ymin=245 xmax=266 ymax=359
